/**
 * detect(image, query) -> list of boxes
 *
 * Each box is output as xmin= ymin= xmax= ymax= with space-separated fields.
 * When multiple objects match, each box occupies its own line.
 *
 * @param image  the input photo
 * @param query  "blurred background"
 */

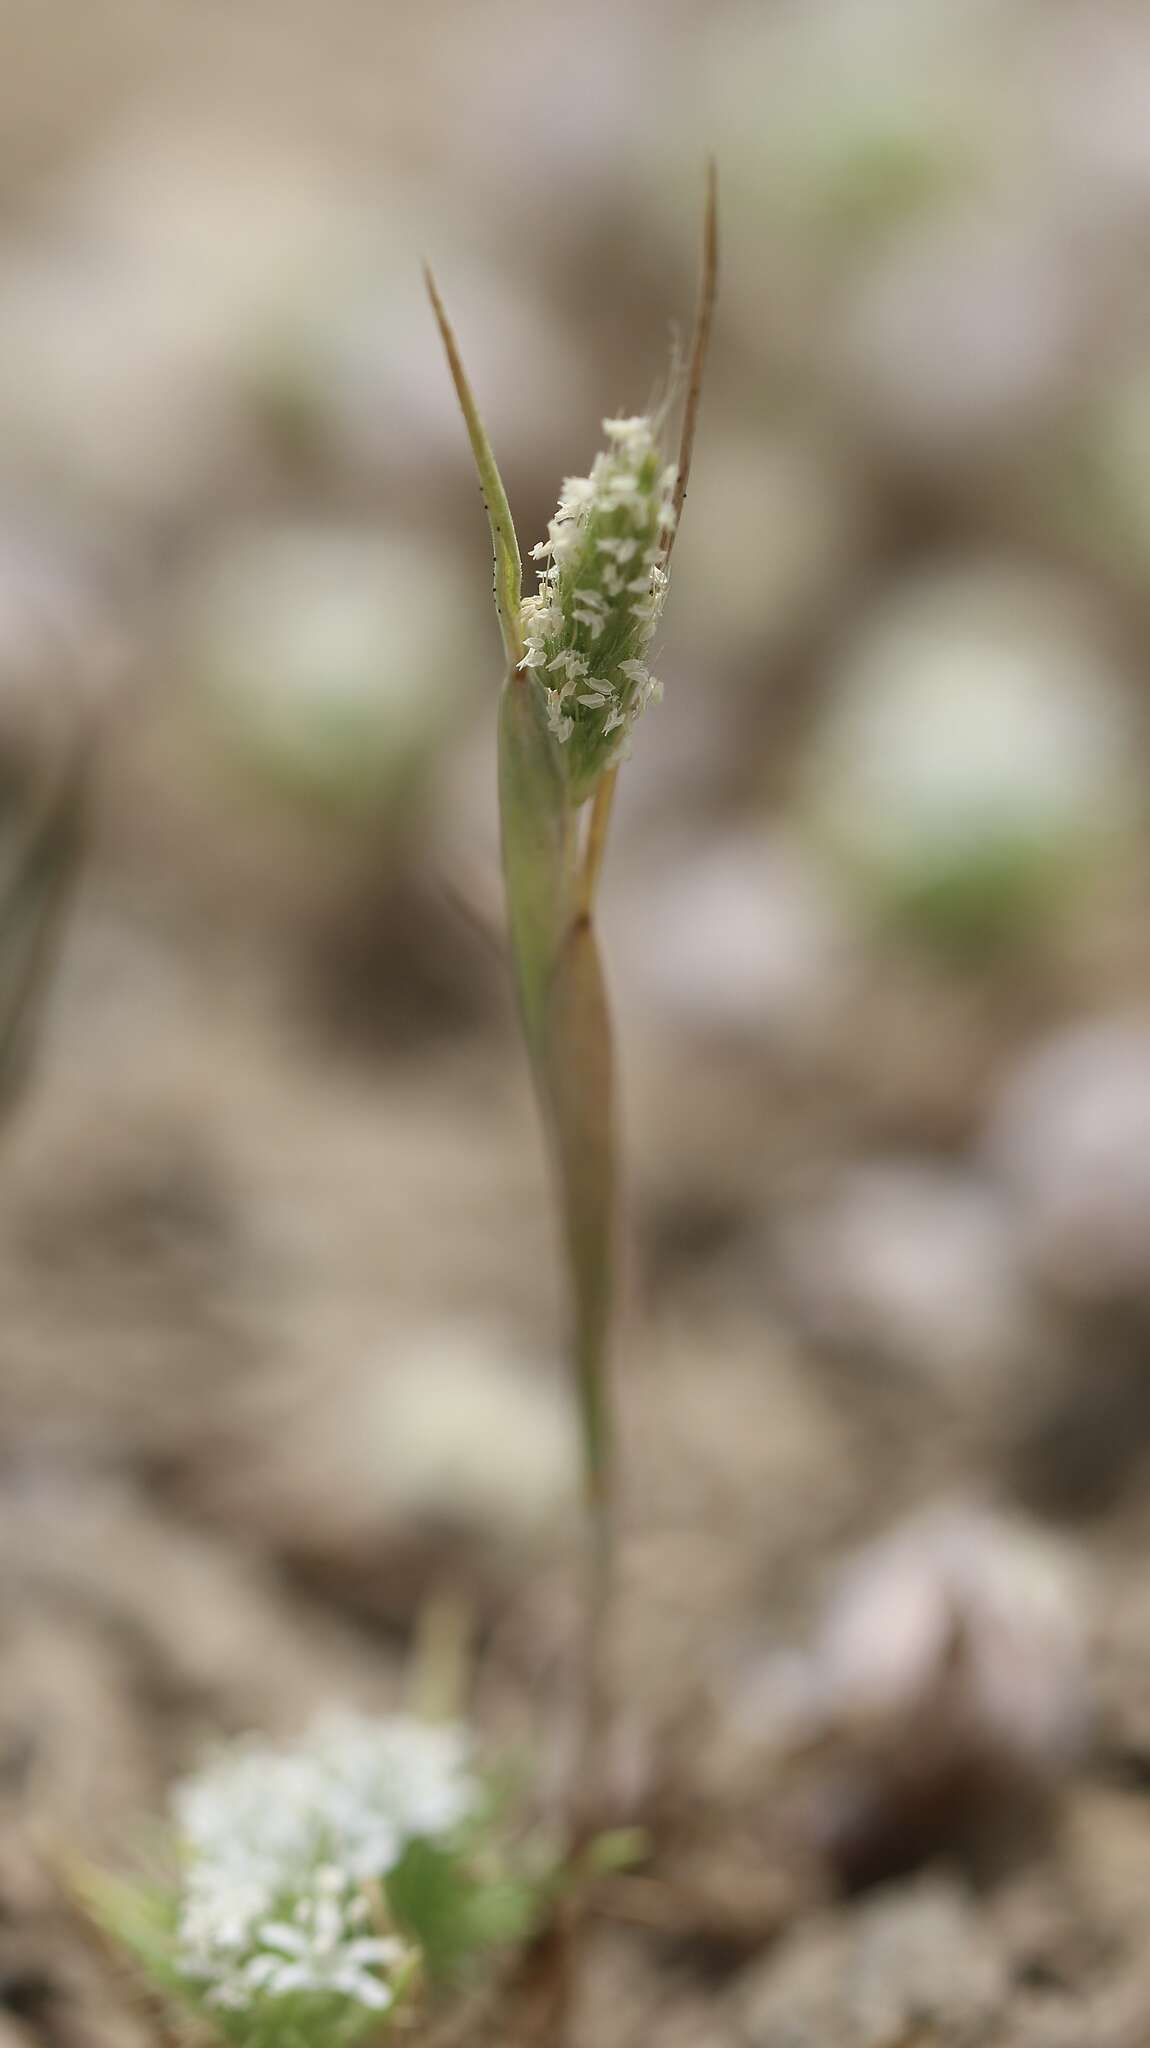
xmin=5 ymin=1 xmax=1150 ymax=2042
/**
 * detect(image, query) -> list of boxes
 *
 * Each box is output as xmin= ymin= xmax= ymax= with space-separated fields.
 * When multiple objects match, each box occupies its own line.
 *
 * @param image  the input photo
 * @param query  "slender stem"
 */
xmin=407 ymin=1588 xmax=470 ymax=1724
xmin=561 ymin=801 xmax=619 ymax=1867
xmin=577 ymin=1410 xmax=615 ymax=1835
xmin=577 ymin=767 xmax=618 ymax=923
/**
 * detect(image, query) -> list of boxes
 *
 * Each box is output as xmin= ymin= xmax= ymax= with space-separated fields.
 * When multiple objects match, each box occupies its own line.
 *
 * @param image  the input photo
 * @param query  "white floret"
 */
xmin=518 ymin=411 xmax=675 ymax=765
xmin=172 ymin=1713 xmax=476 ymax=2022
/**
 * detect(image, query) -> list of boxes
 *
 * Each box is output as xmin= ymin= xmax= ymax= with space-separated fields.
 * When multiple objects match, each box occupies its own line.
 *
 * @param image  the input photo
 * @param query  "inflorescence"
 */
xmin=519 ymin=416 xmax=677 ymax=802
xmin=170 ymin=1714 xmax=477 ymax=2040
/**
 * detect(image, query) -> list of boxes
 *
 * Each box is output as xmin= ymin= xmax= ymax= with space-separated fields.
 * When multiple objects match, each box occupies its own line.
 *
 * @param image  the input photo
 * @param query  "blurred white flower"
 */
xmin=184 ymin=524 xmax=476 ymax=810
xmin=173 ymin=1712 xmax=476 ymax=2030
xmin=176 ymin=1712 xmax=476 ymax=1888
xmin=801 ymin=563 xmax=1140 ymax=938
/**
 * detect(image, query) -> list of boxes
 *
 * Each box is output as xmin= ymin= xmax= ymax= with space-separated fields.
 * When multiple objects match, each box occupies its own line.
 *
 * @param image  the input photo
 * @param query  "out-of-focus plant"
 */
xmin=800 ymin=566 xmax=1139 ymax=960
xmin=185 ymin=524 xmax=477 ymax=827
xmin=86 ymin=1712 xmax=548 ymax=2045
xmin=426 ymin=170 xmax=717 ymax=1844
xmin=0 ymin=735 xmax=87 ymax=1118
xmin=0 ymin=551 xmax=117 ymax=1123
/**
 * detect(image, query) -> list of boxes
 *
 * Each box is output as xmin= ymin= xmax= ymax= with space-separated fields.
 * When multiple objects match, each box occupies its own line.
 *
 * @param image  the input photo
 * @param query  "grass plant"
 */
xmin=427 ymin=166 xmax=717 ymax=1842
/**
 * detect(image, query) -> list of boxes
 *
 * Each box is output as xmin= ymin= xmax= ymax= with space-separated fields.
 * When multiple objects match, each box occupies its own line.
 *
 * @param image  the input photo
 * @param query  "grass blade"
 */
xmin=0 ymin=759 xmax=88 ymax=1120
xmin=425 ymin=267 xmax=524 ymax=668
xmin=498 ymin=672 xmax=570 ymax=1061
xmin=664 ymin=159 xmax=719 ymax=563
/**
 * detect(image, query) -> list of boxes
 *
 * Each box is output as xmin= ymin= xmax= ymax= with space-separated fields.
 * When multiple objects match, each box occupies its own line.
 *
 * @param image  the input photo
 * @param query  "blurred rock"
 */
xmin=1060 ymin=1783 xmax=1150 ymax=1960
xmin=617 ymin=829 xmax=854 ymax=1054
xmin=0 ymin=1084 xmax=261 ymax=1463
xmin=983 ymin=1017 xmax=1150 ymax=1514
xmin=205 ymin=1323 xmax=578 ymax=1613
xmin=578 ymin=1915 xmax=770 ymax=2048
xmin=0 ymin=1477 xmax=386 ymax=1757
xmin=985 ymin=1015 xmax=1150 ymax=1303
xmin=735 ymin=1873 xmax=1005 ymax=2048
xmin=777 ymin=1159 xmax=1031 ymax=1397
xmin=812 ymin=1506 xmax=1087 ymax=1763
xmin=800 ymin=562 xmax=1140 ymax=955
xmin=747 ymin=1503 xmax=1089 ymax=1888
xmin=1003 ymin=1968 xmax=1150 ymax=2048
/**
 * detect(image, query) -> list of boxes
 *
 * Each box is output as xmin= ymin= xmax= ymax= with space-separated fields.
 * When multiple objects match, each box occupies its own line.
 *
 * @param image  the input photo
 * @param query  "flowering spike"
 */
xmin=519 ymin=416 xmax=676 ymax=803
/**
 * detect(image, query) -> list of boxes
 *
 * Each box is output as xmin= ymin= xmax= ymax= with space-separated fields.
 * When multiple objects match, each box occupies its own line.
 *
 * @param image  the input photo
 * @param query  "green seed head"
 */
xmin=519 ymin=417 xmax=676 ymax=804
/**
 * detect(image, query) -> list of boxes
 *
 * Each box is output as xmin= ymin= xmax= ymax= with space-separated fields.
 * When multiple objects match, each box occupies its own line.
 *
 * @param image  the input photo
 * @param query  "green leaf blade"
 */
xmin=425 ymin=268 xmax=524 ymax=668
xmin=497 ymin=671 xmax=570 ymax=1060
